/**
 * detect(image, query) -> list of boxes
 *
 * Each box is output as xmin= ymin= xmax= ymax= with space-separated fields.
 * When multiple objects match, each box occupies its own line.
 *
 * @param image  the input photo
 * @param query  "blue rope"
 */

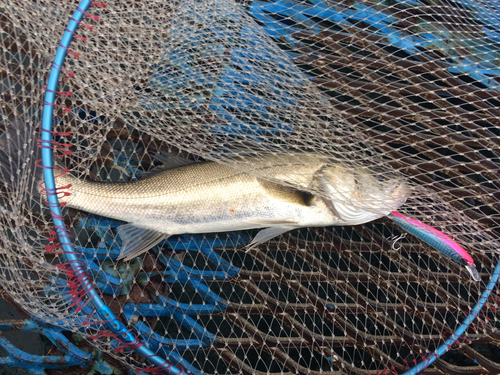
xmin=0 ymin=320 xmax=91 ymax=374
xmin=41 ymin=1 xmax=182 ymax=373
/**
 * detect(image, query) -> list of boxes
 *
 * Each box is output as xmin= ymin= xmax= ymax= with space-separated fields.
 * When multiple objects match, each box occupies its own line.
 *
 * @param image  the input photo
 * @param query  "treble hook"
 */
xmin=389 ymin=232 xmax=407 ymax=251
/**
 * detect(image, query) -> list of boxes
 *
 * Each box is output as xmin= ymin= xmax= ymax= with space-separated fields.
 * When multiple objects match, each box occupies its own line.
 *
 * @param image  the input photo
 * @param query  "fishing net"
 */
xmin=1 ymin=0 xmax=500 ymax=373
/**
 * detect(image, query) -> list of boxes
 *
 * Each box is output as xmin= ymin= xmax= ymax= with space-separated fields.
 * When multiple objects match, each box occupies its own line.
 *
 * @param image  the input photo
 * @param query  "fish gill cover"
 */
xmin=1 ymin=0 xmax=500 ymax=373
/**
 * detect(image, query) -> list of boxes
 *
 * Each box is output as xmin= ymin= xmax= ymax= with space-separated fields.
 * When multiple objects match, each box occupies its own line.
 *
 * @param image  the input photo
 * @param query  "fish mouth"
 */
xmin=316 ymin=168 xmax=410 ymax=224
xmin=385 ymin=181 xmax=400 ymax=194
xmin=327 ymin=184 xmax=409 ymax=224
xmin=385 ymin=179 xmax=404 ymax=194
xmin=385 ymin=179 xmax=410 ymax=202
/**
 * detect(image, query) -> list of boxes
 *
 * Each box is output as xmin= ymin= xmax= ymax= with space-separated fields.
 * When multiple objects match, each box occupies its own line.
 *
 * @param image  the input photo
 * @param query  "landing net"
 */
xmin=1 ymin=0 xmax=500 ymax=373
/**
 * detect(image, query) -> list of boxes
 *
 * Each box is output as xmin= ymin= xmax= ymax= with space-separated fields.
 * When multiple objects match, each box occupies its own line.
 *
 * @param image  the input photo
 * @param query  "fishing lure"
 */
xmin=389 ymin=211 xmax=481 ymax=282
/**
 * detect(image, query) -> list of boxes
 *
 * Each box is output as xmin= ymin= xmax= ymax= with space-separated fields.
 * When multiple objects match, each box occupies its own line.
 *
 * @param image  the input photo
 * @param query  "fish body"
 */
xmin=53 ymin=153 xmax=409 ymax=260
xmin=60 ymin=159 xmax=335 ymax=234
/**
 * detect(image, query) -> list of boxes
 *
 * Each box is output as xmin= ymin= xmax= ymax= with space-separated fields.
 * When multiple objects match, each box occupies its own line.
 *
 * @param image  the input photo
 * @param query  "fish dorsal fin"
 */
xmin=117 ymin=224 xmax=169 ymax=261
xmin=141 ymin=153 xmax=197 ymax=178
xmin=247 ymin=225 xmax=296 ymax=250
xmin=153 ymin=153 xmax=197 ymax=169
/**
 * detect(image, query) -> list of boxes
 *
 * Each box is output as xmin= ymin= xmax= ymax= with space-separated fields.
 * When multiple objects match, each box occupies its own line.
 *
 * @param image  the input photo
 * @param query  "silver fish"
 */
xmin=50 ymin=153 xmax=409 ymax=261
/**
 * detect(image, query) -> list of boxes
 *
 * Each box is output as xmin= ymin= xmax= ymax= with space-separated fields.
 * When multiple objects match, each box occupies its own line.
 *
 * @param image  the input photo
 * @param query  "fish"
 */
xmin=389 ymin=211 xmax=480 ymax=282
xmin=0 ymin=123 xmax=409 ymax=261
xmin=51 ymin=153 xmax=409 ymax=260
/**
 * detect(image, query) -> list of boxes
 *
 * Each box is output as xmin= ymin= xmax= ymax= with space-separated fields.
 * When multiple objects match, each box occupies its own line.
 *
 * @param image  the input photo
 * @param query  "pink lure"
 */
xmin=389 ymin=211 xmax=480 ymax=281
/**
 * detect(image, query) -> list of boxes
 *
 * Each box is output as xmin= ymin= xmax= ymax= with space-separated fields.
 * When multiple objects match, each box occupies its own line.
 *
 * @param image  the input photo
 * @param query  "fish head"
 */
xmin=315 ymin=165 xmax=410 ymax=225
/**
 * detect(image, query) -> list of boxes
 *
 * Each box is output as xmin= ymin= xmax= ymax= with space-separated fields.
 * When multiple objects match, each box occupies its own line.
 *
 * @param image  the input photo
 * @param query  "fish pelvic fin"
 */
xmin=246 ymin=225 xmax=296 ymax=252
xmin=117 ymin=224 xmax=169 ymax=261
xmin=245 ymin=219 xmax=299 ymax=226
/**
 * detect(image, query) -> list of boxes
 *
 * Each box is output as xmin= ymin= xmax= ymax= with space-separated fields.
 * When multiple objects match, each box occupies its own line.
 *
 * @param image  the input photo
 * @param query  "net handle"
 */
xmin=41 ymin=1 xmax=182 ymax=373
xmin=401 ymin=259 xmax=500 ymax=375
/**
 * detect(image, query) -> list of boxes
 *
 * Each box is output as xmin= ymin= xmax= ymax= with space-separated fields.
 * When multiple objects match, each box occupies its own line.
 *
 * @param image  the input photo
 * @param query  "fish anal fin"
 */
xmin=117 ymin=224 xmax=169 ymax=261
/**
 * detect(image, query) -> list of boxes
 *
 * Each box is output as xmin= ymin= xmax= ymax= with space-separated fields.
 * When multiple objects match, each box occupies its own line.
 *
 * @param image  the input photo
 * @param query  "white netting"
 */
xmin=1 ymin=0 xmax=500 ymax=373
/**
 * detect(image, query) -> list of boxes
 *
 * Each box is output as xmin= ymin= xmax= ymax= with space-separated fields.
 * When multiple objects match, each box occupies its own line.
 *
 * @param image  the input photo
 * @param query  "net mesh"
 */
xmin=1 ymin=0 xmax=500 ymax=373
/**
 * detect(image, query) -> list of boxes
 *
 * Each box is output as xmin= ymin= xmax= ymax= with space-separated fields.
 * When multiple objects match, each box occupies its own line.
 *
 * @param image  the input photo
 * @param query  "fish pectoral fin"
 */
xmin=247 ymin=226 xmax=296 ymax=251
xmin=311 ymin=170 xmax=341 ymax=218
xmin=117 ymin=224 xmax=169 ymax=261
xmin=257 ymin=178 xmax=312 ymax=206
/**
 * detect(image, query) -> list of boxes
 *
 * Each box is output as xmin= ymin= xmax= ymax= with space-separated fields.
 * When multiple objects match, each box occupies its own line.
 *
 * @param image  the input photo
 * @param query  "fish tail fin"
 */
xmin=0 ymin=120 xmax=43 ymax=203
xmin=0 ymin=120 xmax=75 ymax=206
